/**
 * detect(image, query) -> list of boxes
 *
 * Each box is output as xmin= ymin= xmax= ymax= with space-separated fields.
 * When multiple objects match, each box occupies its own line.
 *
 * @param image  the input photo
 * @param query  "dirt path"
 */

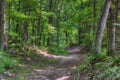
xmin=2 ymin=46 xmax=87 ymax=80
xmin=26 ymin=47 xmax=87 ymax=80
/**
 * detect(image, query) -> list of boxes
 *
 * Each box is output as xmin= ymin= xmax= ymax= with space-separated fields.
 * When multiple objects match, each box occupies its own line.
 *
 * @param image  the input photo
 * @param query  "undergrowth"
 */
xmin=73 ymin=50 xmax=120 ymax=80
xmin=4 ymin=45 xmax=60 ymax=80
xmin=49 ymin=46 xmax=68 ymax=55
xmin=0 ymin=52 xmax=17 ymax=73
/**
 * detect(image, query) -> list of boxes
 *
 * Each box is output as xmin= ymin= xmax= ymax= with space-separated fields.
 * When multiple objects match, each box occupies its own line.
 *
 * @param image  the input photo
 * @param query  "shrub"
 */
xmin=81 ymin=30 xmax=94 ymax=50
xmin=111 ymin=56 xmax=120 ymax=66
xmin=97 ymin=66 xmax=120 ymax=80
xmin=0 ymin=52 xmax=17 ymax=72
xmin=49 ymin=47 xmax=67 ymax=55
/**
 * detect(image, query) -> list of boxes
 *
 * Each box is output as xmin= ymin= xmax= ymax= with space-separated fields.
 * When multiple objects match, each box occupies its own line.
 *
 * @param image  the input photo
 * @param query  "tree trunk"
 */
xmin=107 ymin=0 xmax=117 ymax=55
xmin=23 ymin=0 xmax=28 ymax=42
xmin=93 ymin=0 xmax=112 ymax=54
xmin=16 ymin=0 xmax=20 ymax=34
xmin=8 ymin=1 xmax=11 ymax=39
xmin=0 ymin=0 xmax=8 ymax=50
xmin=56 ymin=0 xmax=63 ymax=46
xmin=37 ymin=0 xmax=43 ymax=45
xmin=115 ymin=0 xmax=120 ymax=53
xmin=47 ymin=0 xmax=53 ymax=46
xmin=93 ymin=0 xmax=97 ymax=33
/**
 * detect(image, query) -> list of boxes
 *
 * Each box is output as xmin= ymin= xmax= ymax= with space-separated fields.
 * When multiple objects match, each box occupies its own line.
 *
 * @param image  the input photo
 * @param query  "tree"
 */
xmin=37 ymin=0 xmax=43 ymax=45
xmin=0 ymin=0 xmax=8 ymax=50
xmin=93 ymin=0 xmax=112 ymax=54
xmin=114 ymin=0 xmax=120 ymax=53
xmin=107 ymin=0 xmax=118 ymax=55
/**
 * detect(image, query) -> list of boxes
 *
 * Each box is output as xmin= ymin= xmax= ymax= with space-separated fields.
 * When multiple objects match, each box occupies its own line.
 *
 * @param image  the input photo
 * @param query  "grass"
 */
xmin=0 ymin=45 xmax=60 ymax=80
xmin=72 ymin=50 xmax=120 ymax=80
xmin=49 ymin=47 xmax=68 ymax=56
xmin=0 ymin=51 xmax=17 ymax=73
xmin=6 ymin=53 xmax=59 ymax=80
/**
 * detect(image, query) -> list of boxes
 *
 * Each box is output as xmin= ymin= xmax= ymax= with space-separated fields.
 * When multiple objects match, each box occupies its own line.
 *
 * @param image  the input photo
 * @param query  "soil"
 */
xmin=27 ymin=46 xmax=87 ymax=80
xmin=1 ymin=46 xmax=88 ymax=80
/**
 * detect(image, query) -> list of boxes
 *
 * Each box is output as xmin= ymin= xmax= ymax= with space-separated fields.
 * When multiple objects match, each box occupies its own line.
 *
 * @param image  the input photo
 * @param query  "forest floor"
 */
xmin=2 ymin=46 xmax=88 ymax=80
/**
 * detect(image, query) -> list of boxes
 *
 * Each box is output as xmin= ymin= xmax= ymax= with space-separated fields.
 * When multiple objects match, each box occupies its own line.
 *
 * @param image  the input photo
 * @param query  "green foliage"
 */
xmin=81 ymin=30 xmax=94 ymax=50
xmin=111 ymin=56 xmax=120 ymax=66
xmin=77 ymin=64 xmax=87 ymax=72
xmin=5 ymin=0 xmax=104 ymax=51
xmin=48 ymin=24 xmax=56 ymax=35
xmin=75 ymin=50 xmax=120 ymax=79
xmin=95 ymin=55 xmax=120 ymax=79
xmin=10 ymin=11 xmax=29 ymax=20
xmin=0 ymin=63 xmax=5 ymax=73
xmin=0 ymin=52 xmax=17 ymax=73
xmin=1 ymin=0 xmax=119 ymax=79
xmin=86 ymin=53 xmax=109 ymax=63
xmin=49 ymin=47 xmax=67 ymax=55
xmin=76 ymin=51 xmax=109 ymax=72
xmin=98 ymin=66 xmax=120 ymax=80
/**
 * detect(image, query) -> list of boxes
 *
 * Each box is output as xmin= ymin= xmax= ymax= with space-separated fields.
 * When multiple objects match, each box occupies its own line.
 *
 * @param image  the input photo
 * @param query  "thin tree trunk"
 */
xmin=56 ymin=0 xmax=63 ymax=46
xmin=115 ymin=0 xmax=120 ymax=53
xmin=38 ymin=0 xmax=43 ymax=45
xmin=23 ymin=0 xmax=28 ymax=42
xmin=47 ymin=0 xmax=53 ymax=46
xmin=93 ymin=0 xmax=97 ymax=33
xmin=16 ymin=0 xmax=20 ymax=33
xmin=93 ymin=0 xmax=112 ymax=54
xmin=107 ymin=0 xmax=117 ymax=55
xmin=8 ymin=1 xmax=11 ymax=39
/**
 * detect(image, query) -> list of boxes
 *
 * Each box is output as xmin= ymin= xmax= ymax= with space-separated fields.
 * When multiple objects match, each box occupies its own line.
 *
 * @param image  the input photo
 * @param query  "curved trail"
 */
xmin=27 ymin=47 xmax=87 ymax=80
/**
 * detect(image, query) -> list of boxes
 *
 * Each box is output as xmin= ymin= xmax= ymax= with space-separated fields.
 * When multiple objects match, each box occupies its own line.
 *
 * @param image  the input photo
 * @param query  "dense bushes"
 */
xmin=49 ymin=46 xmax=67 ymax=55
xmin=0 ymin=52 xmax=17 ymax=72
xmin=81 ymin=30 xmax=94 ymax=50
xmin=74 ymin=52 xmax=120 ymax=80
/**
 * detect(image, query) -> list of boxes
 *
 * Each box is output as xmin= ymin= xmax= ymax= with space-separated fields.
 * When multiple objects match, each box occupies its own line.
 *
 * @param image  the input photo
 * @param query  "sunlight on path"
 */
xmin=56 ymin=76 xmax=70 ymax=80
xmin=27 ymin=46 xmax=87 ymax=80
xmin=67 ymin=47 xmax=83 ymax=53
xmin=28 ymin=68 xmax=72 ymax=80
xmin=34 ymin=46 xmax=81 ymax=59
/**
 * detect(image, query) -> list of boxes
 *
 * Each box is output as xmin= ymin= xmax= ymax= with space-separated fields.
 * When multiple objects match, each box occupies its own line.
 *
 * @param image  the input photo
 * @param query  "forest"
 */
xmin=0 ymin=0 xmax=120 ymax=80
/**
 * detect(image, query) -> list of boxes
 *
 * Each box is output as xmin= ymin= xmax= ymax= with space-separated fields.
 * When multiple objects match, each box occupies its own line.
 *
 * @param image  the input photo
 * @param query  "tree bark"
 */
xmin=37 ymin=0 xmax=43 ymax=45
xmin=47 ymin=0 xmax=53 ymax=46
xmin=93 ymin=0 xmax=112 ymax=54
xmin=0 ymin=0 xmax=8 ymax=50
xmin=8 ymin=1 xmax=11 ymax=38
xmin=93 ymin=0 xmax=97 ymax=33
xmin=107 ymin=0 xmax=118 ymax=55
xmin=23 ymin=0 xmax=28 ymax=42
xmin=115 ymin=0 xmax=120 ymax=53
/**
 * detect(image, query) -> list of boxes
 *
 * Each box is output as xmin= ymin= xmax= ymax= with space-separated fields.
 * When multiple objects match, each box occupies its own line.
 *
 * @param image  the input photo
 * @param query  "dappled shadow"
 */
xmin=4 ymin=46 xmax=88 ymax=80
xmin=26 ymin=46 xmax=88 ymax=80
xmin=28 ymin=67 xmax=75 ymax=80
xmin=33 ymin=46 xmax=84 ymax=60
xmin=67 ymin=46 xmax=84 ymax=53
